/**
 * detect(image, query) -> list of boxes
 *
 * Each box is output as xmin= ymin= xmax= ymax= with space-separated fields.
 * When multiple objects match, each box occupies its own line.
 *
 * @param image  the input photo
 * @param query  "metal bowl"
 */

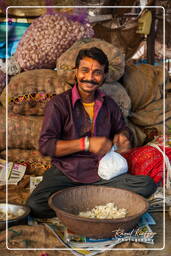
xmin=0 ymin=203 xmax=31 ymax=230
xmin=49 ymin=185 xmax=149 ymax=239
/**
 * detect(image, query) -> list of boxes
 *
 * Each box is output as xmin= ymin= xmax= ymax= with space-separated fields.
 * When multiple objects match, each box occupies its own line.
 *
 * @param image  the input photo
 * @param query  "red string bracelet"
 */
xmin=80 ymin=137 xmax=85 ymax=151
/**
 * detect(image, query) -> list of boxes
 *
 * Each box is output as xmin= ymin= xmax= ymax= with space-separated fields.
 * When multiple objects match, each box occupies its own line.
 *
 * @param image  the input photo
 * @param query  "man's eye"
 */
xmin=94 ymin=71 xmax=103 ymax=76
xmin=81 ymin=69 xmax=88 ymax=73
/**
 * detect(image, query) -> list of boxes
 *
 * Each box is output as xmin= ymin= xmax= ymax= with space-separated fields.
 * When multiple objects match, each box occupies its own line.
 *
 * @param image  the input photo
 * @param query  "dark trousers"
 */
xmin=26 ymin=166 xmax=157 ymax=218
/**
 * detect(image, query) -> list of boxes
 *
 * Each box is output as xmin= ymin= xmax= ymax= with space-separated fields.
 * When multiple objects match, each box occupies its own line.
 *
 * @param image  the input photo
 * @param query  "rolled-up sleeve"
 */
xmin=39 ymin=98 xmax=63 ymax=157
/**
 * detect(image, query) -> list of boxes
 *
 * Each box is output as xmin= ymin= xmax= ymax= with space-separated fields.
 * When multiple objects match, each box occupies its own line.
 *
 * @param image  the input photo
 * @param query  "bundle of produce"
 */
xmin=0 ymin=149 xmax=51 ymax=176
xmin=11 ymin=12 xmax=94 ymax=72
xmin=56 ymin=38 xmax=125 ymax=84
xmin=0 ymin=111 xmax=43 ymax=151
xmin=1 ymin=69 xmax=71 ymax=115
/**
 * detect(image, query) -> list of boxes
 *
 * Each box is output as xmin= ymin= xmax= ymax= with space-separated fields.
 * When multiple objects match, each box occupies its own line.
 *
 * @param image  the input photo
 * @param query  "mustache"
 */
xmin=79 ymin=79 xmax=100 ymax=86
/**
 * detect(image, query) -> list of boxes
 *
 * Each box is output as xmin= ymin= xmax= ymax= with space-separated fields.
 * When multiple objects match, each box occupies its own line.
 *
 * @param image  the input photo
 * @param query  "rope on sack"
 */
xmin=148 ymin=143 xmax=171 ymax=190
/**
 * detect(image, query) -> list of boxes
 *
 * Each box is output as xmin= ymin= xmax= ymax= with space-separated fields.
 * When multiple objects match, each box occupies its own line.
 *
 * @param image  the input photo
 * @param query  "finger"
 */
xmin=113 ymin=136 xmax=119 ymax=145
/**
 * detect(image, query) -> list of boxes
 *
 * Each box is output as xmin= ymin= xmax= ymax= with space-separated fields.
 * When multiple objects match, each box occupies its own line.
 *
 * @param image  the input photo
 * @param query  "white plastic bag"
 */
xmin=98 ymin=146 xmax=128 ymax=180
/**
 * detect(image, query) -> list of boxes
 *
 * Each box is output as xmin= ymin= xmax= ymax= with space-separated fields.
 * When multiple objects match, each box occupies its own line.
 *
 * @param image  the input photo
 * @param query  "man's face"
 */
xmin=75 ymin=57 xmax=106 ymax=94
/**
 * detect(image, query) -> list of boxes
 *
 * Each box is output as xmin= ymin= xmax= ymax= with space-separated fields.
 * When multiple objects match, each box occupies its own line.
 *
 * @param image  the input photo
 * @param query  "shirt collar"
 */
xmin=72 ymin=84 xmax=105 ymax=107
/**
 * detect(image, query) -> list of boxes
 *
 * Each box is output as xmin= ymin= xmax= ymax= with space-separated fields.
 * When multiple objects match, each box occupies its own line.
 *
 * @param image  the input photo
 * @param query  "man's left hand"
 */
xmin=113 ymin=132 xmax=131 ymax=153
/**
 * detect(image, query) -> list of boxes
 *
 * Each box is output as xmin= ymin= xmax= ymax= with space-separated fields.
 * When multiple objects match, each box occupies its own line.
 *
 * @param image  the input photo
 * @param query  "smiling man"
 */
xmin=27 ymin=47 xmax=157 ymax=218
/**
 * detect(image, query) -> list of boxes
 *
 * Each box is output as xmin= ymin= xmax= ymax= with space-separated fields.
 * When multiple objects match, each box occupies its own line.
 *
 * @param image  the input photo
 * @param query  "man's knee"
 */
xmin=139 ymin=175 xmax=157 ymax=197
xmin=26 ymin=195 xmax=41 ymax=218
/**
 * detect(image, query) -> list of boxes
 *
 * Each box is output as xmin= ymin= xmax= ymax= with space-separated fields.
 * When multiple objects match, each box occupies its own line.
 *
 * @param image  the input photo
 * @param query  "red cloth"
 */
xmin=122 ymin=145 xmax=171 ymax=184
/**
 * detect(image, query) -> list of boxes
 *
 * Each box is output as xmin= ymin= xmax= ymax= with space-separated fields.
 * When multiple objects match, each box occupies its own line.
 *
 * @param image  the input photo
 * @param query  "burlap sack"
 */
xmin=2 ymin=69 xmax=71 ymax=115
xmin=0 ymin=224 xmax=60 ymax=249
xmin=0 ymin=111 xmax=43 ymax=151
xmin=56 ymin=38 xmax=125 ymax=84
xmin=130 ymin=96 xmax=171 ymax=127
xmin=122 ymin=64 xmax=165 ymax=112
xmin=0 ymin=223 xmax=148 ymax=254
xmin=0 ymin=149 xmax=51 ymax=176
xmin=122 ymin=64 xmax=171 ymax=146
xmin=14 ymin=13 xmax=94 ymax=71
xmin=0 ymin=186 xmax=30 ymax=204
xmin=93 ymin=18 xmax=144 ymax=60
xmin=100 ymin=81 xmax=131 ymax=118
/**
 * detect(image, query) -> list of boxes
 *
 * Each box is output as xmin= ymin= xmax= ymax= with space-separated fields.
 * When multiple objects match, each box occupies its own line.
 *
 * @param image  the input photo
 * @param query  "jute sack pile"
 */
xmin=56 ymin=38 xmax=125 ymax=84
xmin=13 ymin=13 xmax=94 ymax=71
xmin=1 ymin=69 xmax=71 ymax=115
xmin=0 ymin=149 xmax=51 ymax=176
xmin=122 ymin=63 xmax=171 ymax=146
xmin=0 ymin=111 xmax=43 ymax=152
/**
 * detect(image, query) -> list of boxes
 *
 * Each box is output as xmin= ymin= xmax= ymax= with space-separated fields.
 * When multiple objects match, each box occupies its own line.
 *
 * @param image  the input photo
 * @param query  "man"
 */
xmin=27 ymin=47 xmax=156 ymax=218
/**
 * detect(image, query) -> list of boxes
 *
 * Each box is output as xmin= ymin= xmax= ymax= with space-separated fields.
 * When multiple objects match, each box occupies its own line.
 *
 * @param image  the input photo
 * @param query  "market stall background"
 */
xmin=0 ymin=0 xmax=171 ymax=255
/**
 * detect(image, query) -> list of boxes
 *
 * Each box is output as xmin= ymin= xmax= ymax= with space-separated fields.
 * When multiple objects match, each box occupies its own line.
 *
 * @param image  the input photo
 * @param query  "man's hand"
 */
xmin=89 ymin=137 xmax=112 ymax=155
xmin=113 ymin=132 xmax=131 ymax=153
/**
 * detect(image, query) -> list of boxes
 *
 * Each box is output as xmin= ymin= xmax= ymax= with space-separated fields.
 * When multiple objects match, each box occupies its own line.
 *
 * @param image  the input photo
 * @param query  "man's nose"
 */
xmin=86 ymin=71 xmax=94 ymax=80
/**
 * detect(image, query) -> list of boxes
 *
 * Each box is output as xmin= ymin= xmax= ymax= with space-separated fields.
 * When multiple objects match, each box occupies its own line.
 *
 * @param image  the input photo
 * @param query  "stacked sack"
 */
xmin=0 ymin=10 xmax=94 ymax=92
xmin=0 ymin=69 xmax=71 ymax=176
xmin=0 ymin=9 xmax=94 ymax=179
xmin=12 ymin=13 xmax=94 ymax=71
xmin=122 ymin=63 xmax=171 ymax=146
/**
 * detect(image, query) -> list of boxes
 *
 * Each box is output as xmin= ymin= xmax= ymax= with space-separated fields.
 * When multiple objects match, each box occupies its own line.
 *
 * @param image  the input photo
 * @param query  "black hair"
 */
xmin=75 ymin=47 xmax=109 ymax=74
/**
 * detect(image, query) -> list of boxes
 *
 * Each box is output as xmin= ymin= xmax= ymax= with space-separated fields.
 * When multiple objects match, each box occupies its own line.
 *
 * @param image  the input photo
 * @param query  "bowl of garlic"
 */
xmin=48 ymin=185 xmax=149 ymax=238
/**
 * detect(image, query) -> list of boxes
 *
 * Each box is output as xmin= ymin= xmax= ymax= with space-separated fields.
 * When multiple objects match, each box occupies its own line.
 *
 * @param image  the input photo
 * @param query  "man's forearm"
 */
xmin=55 ymin=139 xmax=82 ymax=157
xmin=55 ymin=136 xmax=113 ymax=157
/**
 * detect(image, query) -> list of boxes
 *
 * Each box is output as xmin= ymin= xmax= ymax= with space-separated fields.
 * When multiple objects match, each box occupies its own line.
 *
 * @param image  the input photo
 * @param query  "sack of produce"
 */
xmin=0 ymin=112 xmax=43 ymax=151
xmin=100 ymin=81 xmax=131 ymax=118
xmin=56 ymin=38 xmax=125 ymax=84
xmin=122 ymin=64 xmax=171 ymax=146
xmin=122 ymin=64 xmax=165 ymax=112
xmin=93 ymin=18 xmax=143 ymax=60
xmin=0 ymin=149 xmax=51 ymax=176
xmin=13 ymin=13 xmax=94 ymax=71
xmin=2 ymin=69 xmax=71 ymax=115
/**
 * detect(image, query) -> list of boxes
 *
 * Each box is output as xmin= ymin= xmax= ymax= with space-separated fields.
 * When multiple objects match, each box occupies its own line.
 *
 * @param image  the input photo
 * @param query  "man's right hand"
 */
xmin=89 ymin=137 xmax=112 ymax=156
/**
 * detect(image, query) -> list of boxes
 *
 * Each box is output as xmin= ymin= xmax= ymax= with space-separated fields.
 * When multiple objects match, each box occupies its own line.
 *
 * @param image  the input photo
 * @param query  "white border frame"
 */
xmin=5 ymin=5 xmax=166 ymax=252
